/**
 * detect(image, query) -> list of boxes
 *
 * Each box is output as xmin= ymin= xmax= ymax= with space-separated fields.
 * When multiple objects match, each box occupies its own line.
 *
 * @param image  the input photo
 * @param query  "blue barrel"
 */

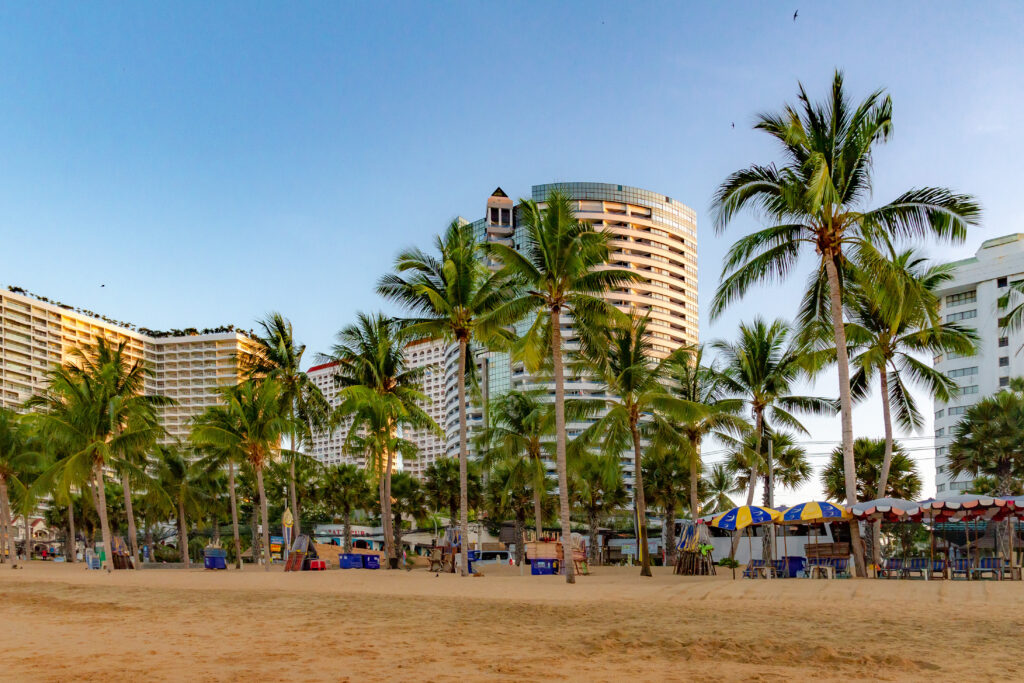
xmin=339 ymin=553 xmax=363 ymax=569
xmin=362 ymin=554 xmax=380 ymax=570
xmin=467 ymin=550 xmax=480 ymax=561
xmin=204 ymin=556 xmax=227 ymax=570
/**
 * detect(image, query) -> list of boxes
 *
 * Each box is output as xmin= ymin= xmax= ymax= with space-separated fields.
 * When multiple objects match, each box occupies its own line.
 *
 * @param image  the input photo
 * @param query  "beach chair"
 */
xmin=930 ymin=558 xmax=948 ymax=580
xmin=770 ymin=559 xmax=787 ymax=578
xmin=743 ymin=559 xmax=767 ymax=578
xmin=832 ymin=558 xmax=850 ymax=578
xmin=950 ymin=558 xmax=970 ymax=579
xmin=427 ymin=548 xmax=444 ymax=572
xmin=972 ymin=557 xmax=1003 ymax=580
xmin=805 ymin=558 xmax=834 ymax=579
xmin=877 ymin=557 xmax=903 ymax=579
xmin=905 ymin=558 xmax=928 ymax=579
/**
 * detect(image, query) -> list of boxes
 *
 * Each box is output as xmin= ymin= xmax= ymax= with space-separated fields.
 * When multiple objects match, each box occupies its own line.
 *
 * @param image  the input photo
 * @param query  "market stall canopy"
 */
xmin=778 ymin=501 xmax=851 ymax=524
xmin=850 ymin=498 xmax=921 ymax=522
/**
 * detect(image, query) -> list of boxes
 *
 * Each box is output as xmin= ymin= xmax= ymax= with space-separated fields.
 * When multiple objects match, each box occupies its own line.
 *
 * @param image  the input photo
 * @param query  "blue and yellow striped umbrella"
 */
xmin=708 ymin=505 xmax=781 ymax=530
xmin=779 ymin=501 xmax=851 ymax=524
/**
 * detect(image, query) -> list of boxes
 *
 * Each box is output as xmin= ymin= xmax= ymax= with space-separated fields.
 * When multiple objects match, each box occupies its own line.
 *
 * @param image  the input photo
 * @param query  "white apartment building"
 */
xmin=305 ymin=337 xmax=447 ymax=477
xmin=0 ymin=286 xmax=257 ymax=443
xmin=933 ymin=234 xmax=1024 ymax=496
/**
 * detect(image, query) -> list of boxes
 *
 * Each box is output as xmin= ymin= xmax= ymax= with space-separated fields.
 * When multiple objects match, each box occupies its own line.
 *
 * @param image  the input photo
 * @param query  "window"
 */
xmin=934 ymin=409 xmax=944 ymax=419
xmin=937 ymin=446 xmax=948 ymax=456
xmin=948 ymin=366 xmax=978 ymax=378
xmin=998 ymin=277 xmax=1008 ymax=288
xmin=945 ymin=290 xmax=977 ymax=306
xmin=1000 ymin=376 xmax=1010 ymax=387
xmin=946 ymin=309 xmax=977 ymax=323
xmin=936 ymin=483 xmax=946 ymax=493
xmin=948 ymin=405 xmax=969 ymax=416
xmin=935 ymin=427 xmax=944 ymax=437
xmin=1000 ymin=337 xmax=1009 ymax=347
xmin=999 ymin=356 xmax=1010 ymax=367
xmin=961 ymin=385 xmax=979 ymax=395
xmin=951 ymin=481 xmax=971 ymax=491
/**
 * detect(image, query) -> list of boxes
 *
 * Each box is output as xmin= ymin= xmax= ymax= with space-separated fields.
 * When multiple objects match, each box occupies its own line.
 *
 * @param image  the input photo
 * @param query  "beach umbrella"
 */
xmin=709 ymin=505 xmax=781 ymax=566
xmin=779 ymin=501 xmax=851 ymax=524
xmin=850 ymin=498 xmax=921 ymax=522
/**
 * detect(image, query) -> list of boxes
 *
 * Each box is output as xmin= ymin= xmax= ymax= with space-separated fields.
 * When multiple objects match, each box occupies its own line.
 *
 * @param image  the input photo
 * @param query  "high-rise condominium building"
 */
xmin=443 ymin=183 xmax=698 ymax=495
xmin=305 ymin=337 xmax=447 ymax=476
xmin=933 ymin=234 xmax=1024 ymax=496
xmin=0 ymin=286 xmax=258 ymax=443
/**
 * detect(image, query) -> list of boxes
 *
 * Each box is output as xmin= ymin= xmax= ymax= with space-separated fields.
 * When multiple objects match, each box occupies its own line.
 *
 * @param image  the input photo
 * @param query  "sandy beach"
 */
xmin=0 ymin=562 xmax=1020 ymax=682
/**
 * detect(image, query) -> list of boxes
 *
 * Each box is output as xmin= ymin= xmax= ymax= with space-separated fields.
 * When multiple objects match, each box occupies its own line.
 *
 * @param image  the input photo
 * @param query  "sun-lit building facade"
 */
xmin=0 ymin=286 xmax=257 ymax=443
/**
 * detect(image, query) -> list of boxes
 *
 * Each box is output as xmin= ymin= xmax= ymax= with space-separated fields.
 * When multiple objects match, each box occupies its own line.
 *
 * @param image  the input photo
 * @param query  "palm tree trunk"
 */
xmin=24 ymin=511 xmax=30 ymax=560
xmin=343 ymin=509 xmax=352 ymax=553
xmin=120 ymin=473 xmax=140 ymax=569
xmin=824 ymin=255 xmax=867 ymax=578
xmin=94 ymin=463 xmax=114 ymax=571
xmin=588 ymin=509 xmax=599 ymax=566
xmin=227 ymin=461 xmax=242 ymax=570
xmin=869 ymin=371 xmax=895 ymax=567
xmin=393 ymin=510 xmax=403 ymax=564
xmin=0 ymin=478 xmax=14 ymax=563
xmin=630 ymin=421 xmax=652 ymax=578
xmin=67 ymin=500 xmax=77 ymax=563
xmin=255 ymin=465 xmax=272 ymax=571
xmin=457 ymin=336 xmax=470 ymax=577
xmin=514 ymin=510 xmax=525 ymax=566
xmin=177 ymin=500 xmax=189 ymax=567
xmin=382 ymin=445 xmax=395 ymax=567
xmin=250 ymin=501 xmax=260 ymax=566
xmin=289 ymin=417 xmax=301 ymax=539
xmin=549 ymin=307 xmax=576 ymax=584
xmin=689 ymin=436 xmax=701 ymax=524
xmin=731 ymin=413 xmax=762 ymax=560
xmin=665 ymin=501 xmax=677 ymax=567
xmin=533 ymin=486 xmax=543 ymax=542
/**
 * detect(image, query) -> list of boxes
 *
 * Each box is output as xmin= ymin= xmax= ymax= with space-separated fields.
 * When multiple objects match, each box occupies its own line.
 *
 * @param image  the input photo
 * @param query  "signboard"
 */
xmin=270 ymin=535 xmax=285 ymax=553
xmin=615 ymin=540 xmax=659 ymax=556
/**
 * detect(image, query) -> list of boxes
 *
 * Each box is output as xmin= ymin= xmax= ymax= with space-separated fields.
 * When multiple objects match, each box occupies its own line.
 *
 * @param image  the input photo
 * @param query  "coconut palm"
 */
xmin=667 ymin=346 xmax=747 ymax=522
xmin=390 ymin=471 xmax=427 ymax=560
xmin=641 ymin=447 xmax=690 ymax=566
xmin=322 ymin=463 xmax=370 ymax=553
xmin=324 ymin=312 xmax=439 ymax=567
xmin=28 ymin=340 xmax=167 ymax=572
xmin=190 ymin=379 xmax=290 ymax=570
xmin=712 ymin=318 xmax=832 ymax=509
xmin=378 ymin=218 xmax=519 ymax=577
xmin=839 ymin=247 xmax=978 ymax=562
xmin=483 ymin=190 xmax=639 ymax=584
xmin=712 ymin=71 xmax=980 ymax=575
xmin=573 ymin=311 xmax=698 ymax=577
xmin=485 ymin=459 xmax=541 ymax=566
xmin=476 ymin=390 xmax=557 ymax=542
xmin=248 ymin=313 xmax=329 ymax=539
xmin=423 ymin=457 xmax=461 ymax=527
xmin=152 ymin=445 xmax=207 ymax=567
xmin=702 ymin=463 xmax=739 ymax=515
xmin=821 ymin=437 xmax=922 ymax=503
xmin=727 ymin=431 xmax=812 ymax=505
xmin=0 ymin=409 xmax=39 ymax=564
xmin=570 ymin=452 xmax=627 ymax=566
xmin=948 ymin=379 xmax=1024 ymax=496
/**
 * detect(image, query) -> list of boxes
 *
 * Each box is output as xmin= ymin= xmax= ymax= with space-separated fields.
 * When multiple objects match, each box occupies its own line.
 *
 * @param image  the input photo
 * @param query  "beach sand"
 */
xmin=0 ymin=561 xmax=1019 ymax=681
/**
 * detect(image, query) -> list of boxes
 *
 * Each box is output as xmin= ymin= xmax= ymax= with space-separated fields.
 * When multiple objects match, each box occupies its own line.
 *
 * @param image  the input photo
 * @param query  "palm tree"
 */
xmin=484 ymin=190 xmax=639 ymax=584
xmin=573 ymin=312 xmax=697 ymax=577
xmin=641 ymin=447 xmax=690 ymax=566
xmin=842 ymin=247 xmax=977 ymax=562
xmin=390 ymin=471 xmax=427 ymax=561
xmin=712 ymin=318 xmax=832 ymax=509
xmin=191 ymin=379 xmax=290 ymax=570
xmin=727 ymin=431 xmax=812 ymax=505
xmin=424 ymin=457 xmax=461 ymax=529
xmin=485 ymin=459 xmax=540 ymax=566
xmin=821 ymin=437 xmax=922 ymax=503
xmin=702 ymin=463 xmax=739 ymax=515
xmin=712 ymin=71 xmax=980 ymax=575
xmin=378 ymin=218 xmax=518 ymax=577
xmin=948 ymin=379 xmax=1024 ymax=496
xmin=29 ymin=340 xmax=167 ymax=572
xmin=0 ymin=409 xmax=39 ymax=564
xmin=570 ymin=452 xmax=626 ymax=566
xmin=152 ymin=445 xmax=207 ymax=567
xmin=322 ymin=464 xmax=370 ymax=553
xmin=476 ymin=390 xmax=556 ymax=542
xmin=325 ymin=313 xmax=439 ymax=567
xmin=668 ymin=346 xmax=746 ymax=522
xmin=248 ymin=313 xmax=329 ymax=539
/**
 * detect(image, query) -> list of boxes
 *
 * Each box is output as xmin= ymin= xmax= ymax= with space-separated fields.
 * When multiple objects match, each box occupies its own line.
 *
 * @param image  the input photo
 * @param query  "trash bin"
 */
xmin=339 ymin=553 xmax=363 ymax=569
xmin=782 ymin=556 xmax=806 ymax=578
xmin=362 ymin=554 xmax=381 ymax=570
xmin=204 ymin=556 xmax=227 ymax=570
xmin=531 ymin=559 xmax=558 ymax=575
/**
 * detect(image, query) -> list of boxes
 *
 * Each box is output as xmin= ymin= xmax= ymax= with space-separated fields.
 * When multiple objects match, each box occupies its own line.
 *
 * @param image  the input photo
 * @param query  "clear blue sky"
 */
xmin=3 ymin=2 xmax=1022 ymax=500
